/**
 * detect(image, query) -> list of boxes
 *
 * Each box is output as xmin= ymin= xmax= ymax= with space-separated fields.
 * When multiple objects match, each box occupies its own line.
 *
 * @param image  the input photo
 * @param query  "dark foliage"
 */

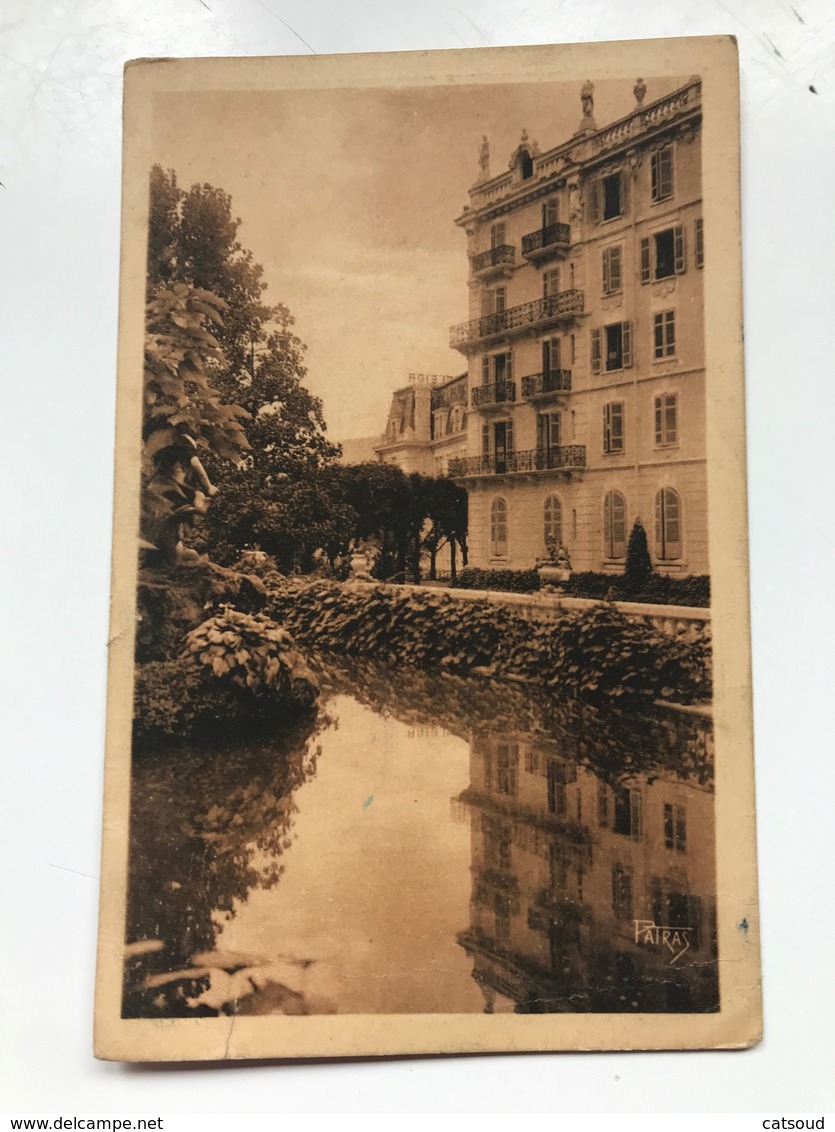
xmin=265 ymin=580 xmax=711 ymax=706
xmin=451 ymin=567 xmax=541 ymax=594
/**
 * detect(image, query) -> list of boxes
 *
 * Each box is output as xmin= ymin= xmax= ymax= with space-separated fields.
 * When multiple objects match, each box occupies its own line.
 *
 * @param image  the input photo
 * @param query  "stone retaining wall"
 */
xmin=360 ymin=582 xmax=710 ymax=641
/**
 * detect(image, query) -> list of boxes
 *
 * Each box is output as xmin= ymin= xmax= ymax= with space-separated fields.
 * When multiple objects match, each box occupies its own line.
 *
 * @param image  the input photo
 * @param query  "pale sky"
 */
xmin=151 ymin=75 xmax=685 ymax=443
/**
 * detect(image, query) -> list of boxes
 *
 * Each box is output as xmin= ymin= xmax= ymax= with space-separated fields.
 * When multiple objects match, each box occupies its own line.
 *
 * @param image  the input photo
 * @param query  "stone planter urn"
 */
xmin=538 ymin=564 xmax=571 ymax=587
xmin=349 ymin=551 xmax=374 ymax=583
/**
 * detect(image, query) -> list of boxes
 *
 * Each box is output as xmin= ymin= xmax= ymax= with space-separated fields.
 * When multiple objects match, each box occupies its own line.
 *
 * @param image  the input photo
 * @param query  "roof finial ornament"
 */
xmin=575 ymin=79 xmax=597 ymax=135
xmin=634 ymin=77 xmax=647 ymax=106
xmin=478 ymin=135 xmax=490 ymax=181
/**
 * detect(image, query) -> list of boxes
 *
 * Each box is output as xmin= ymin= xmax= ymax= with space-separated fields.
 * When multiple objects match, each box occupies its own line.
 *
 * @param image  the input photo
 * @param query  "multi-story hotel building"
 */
xmin=448 ymin=77 xmax=707 ymax=576
xmin=456 ymin=716 xmax=718 ymax=1013
xmin=374 ymin=372 xmax=469 ymax=476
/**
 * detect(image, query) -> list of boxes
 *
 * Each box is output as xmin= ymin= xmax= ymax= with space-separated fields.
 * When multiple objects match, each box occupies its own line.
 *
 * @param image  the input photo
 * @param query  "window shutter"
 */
xmin=481 ymin=356 xmax=490 ymax=385
xmin=537 ymin=414 xmax=546 ymax=451
xmin=603 ymin=404 xmax=611 ymax=452
xmin=630 ymin=791 xmax=642 ymax=840
xmin=695 ymin=217 xmax=704 ymax=267
xmin=651 ymin=151 xmax=659 ymax=200
xmin=674 ymin=225 xmax=686 ymax=273
xmin=481 ymin=422 xmax=490 ymax=455
xmin=587 ymin=178 xmax=600 ymax=224
xmin=552 ymin=337 xmax=561 ymax=371
xmin=542 ymin=338 xmax=551 ymax=374
xmin=640 ymin=237 xmax=651 ymax=283
xmin=622 ymin=321 xmax=633 ymax=367
xmin=505 ymin=350 xmax=513 ymax=381
xmin=619 ymin=170 xmax=630 ymax=217
xmin=602 ymin=249 xmax=610 ymax=295
xmin=506 ymin=418 xmax=514 ymax=453
xmin=611 ymin=246 xmax=622 ymax=292
xmin=590 ymin=327 xmax=601 ymax=373
xmin=613 ymin=402 xmax=624 ymax=451
xmin=654 ymin=396 xmax=663 ymax=445
xmin=666 ymin=395 xmax=678 ymax=443
xmin=661 ymin=147 xmax=674 ymax=199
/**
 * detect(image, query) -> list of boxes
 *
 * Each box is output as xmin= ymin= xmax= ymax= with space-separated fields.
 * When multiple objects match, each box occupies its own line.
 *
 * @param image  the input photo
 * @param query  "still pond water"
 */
xmin=124 ymin=659 xmax=719 ymax=1017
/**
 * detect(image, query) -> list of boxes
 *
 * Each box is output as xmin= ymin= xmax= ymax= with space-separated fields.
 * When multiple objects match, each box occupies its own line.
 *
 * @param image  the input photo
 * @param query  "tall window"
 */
xmin=542 ymin=197 xmax=559 ymax=228
xmin=542 ymin=336 xmax=561 ymax=376
xmin=612 ymin=865 xmax=634 ymax=921
xmin=655 ymin=487 xmax=682 ymax=560
xmin=591 ymin=322 xmax=633 ymax=372
xmin=641 ymin=227 xmax=685 ymax=282
xmin=542 ymin=268 xmax=560 ymax=299
xmin=490 ymin=497 xmax=509 ymax=557
xmin=496 ymin=742 xmax=517 ymax=796
xmin=603 ymin=402 xmax=625 ymax=454
xmin=543 ymin=495 xmax=563 ymax=547
xmin=653 ymin=310 xmax=676 ymax=359
xmin=537 ymin=412 xmax=561 ymax=452
xmin=490 ymin=221 xmax=506 ymax=248
xmin=481 ymin=285 xmax=507 ymax=316
xmin=655 ymin=393 xmax=678 ymax=446
xmin=603 ymin=490 xmax=627 ymax=558
xmin=587 ymin=171 xmax=628 ymax=223
xmin=651 ymin=145 xmax=674 ymax=202
xmin=602 ymin=245 xmax=623 ymax=295
xmin=664 ymin=803 xmax=687 ymax=852
xmin=547 ymin=761 xmax=568 ymax=816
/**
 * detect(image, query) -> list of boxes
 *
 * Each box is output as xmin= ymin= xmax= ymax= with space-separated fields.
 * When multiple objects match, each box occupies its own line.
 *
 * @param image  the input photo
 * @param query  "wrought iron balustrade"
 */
xmin=471 ymin=244 xmax=516 ymax=273
xmin=472 ymin=380 xmax=516 ymax=408
xmin=448 ymin=445 xmax=586 ymax=477
xmin=521 ymin=370 xmax=572 ymax=398
xmin=521 ymin=222 xmax=571 ymax=257
xmin=450 ymin=289 xmax=584 ymax=348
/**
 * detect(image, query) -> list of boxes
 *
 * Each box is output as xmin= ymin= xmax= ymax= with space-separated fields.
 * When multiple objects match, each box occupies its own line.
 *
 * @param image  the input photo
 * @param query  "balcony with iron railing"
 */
xmin=471 ymin=380 xmax=516 ymax=409
xmin=521 ymin=370 xmax=572 ymax=400
xmin=450 ymin=289 xmax=585 ymax=350
xmin=471 ymin=244 xmax=516 ymax=277
xmin=448 ymin=445 xmax=586 ymax=478
xmin=521 ymin=222 xmax=571 ymax=260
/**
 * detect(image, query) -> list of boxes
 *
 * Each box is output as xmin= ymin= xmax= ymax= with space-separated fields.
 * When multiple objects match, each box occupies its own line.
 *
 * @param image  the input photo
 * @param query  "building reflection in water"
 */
xmin=456 ymin=715 xmax=718 ymax=1014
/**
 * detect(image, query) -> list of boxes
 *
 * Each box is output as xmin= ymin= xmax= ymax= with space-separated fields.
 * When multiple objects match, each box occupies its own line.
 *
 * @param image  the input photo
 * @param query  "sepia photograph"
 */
xmin=95 ymin=38 xmax=760 ymax=1060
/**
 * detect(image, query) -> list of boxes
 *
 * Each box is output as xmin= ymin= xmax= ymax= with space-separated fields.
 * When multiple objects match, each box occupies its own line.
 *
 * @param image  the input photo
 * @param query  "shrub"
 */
xmin=624 ymin=519 xmax=653 ymax=593
xmin=451 ymin=567 xmax=541 ymax=594
xmin=134 ymin=607 xmax=319 ymax=743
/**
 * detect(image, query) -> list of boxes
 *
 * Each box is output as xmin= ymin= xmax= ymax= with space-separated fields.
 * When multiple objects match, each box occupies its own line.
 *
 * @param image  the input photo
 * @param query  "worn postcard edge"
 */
xmin=95 ymin=35 xmax=762 ymax=1061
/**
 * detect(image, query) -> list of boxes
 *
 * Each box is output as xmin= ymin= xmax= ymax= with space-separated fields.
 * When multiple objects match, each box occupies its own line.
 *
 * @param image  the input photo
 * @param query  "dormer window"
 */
xmin=520 ymin=150 xmax=534 ymax=180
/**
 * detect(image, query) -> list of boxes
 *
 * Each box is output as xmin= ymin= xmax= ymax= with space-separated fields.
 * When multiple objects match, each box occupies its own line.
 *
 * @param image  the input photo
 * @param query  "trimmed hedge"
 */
xmin=451 ymin=567 xmax=541 ymax=593
xmin=447 ymin=567 xmax=710 ymax=608
xmin=563 ymin=572 xmax=710 ymax=608
xmin=266 ymin=580 xmax=711 ymax=706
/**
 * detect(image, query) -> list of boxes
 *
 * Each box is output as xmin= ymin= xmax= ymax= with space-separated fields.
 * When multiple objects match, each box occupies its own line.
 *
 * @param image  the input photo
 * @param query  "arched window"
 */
xmin=603 ymin=490 xmax=627 ymax=559
xmin=520 ymin=150 xmax=534 ymax=180
xmin=490 ymin=497 xmax=508 ymax=557
xmin=655 ymin=487 xmax=682 ymax=560
xmin=543 ymin=495 xmax=563 ymax=548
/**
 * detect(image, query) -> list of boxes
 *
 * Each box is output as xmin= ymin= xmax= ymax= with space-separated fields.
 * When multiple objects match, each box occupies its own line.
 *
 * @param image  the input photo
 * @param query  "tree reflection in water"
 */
xmin=123 ymin=710 xmax=325 ymax=1018
xmin=124 ymin=656 xmax=718 ymax=1017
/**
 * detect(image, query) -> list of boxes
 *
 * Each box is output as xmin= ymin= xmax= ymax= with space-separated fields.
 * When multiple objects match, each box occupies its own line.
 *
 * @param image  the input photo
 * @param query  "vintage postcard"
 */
xmin=95 ymin=37 xmax=761 ymax=1061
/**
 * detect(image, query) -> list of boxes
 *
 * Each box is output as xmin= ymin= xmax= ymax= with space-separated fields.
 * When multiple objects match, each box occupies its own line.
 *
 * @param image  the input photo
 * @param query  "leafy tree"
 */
xmin=146 ymin=166 xmax=340 ymax=560
xmin=624 ymin=518 xmax=654 ymax=593
xmin=421 ymin=476 xmax=468 ymax=580
xmin=141 ymin=285 xmax=250 ymax=561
